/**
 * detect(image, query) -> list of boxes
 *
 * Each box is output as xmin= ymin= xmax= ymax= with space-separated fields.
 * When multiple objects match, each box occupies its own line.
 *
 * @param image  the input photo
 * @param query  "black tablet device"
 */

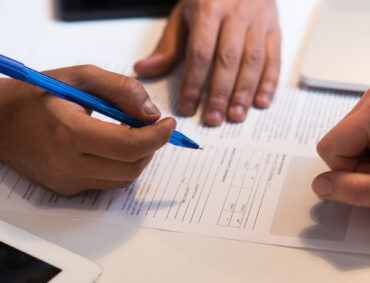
xmin=55 ymin=0 xmax=178 ymax=21
xmin=0 ymin=220 xmax=102 ymax=282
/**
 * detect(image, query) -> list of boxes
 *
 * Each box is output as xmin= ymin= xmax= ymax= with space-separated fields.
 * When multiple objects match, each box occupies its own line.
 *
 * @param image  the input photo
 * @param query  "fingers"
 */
xmin=72 ymin=116 xmax=176 ymax=162
xmin=312 ymin=171 xmax=370 ymax=207
xmin=179 ymin=5 xmax=222 ymax=116
xmin=48 ymin=65 xmax=161 ymax=123
xmin=316 ymin=105 xmax=370 ymax=171
xmin=79 ymin=154 xmax=153 ymax=181
xmin=313 ymin=90 xmax=370 ymax=208
xmin=45 ymin=114 xmax=174 ymax=196
xmin=56 ymin=153 xmax=153 ymax=196
xmin=228 ymin=26 xmax=266 ymax=123
xmin=134 ymin=5 xmax=187 ymax=77
xmin=255 ymin=28 xmax=281 ymax=108
xmin=204 ymin=19 xmax=246 ymax=126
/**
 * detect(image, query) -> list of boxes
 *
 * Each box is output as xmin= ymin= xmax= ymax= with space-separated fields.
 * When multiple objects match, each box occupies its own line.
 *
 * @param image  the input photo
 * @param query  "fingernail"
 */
xmin=182 ymin=102 xmax=196 ymax=115
xmin=143 ymin=98 xmax=160 ymax=116
xmin=206 ymin=110 xmax=223 ymax=125
xmin=229 ymin=105 xmax=245 ymax=119
xmin=258 ymin=94 xmax=272 ymax=108
xmin=312 ymin=176 xmax=332 ymax=197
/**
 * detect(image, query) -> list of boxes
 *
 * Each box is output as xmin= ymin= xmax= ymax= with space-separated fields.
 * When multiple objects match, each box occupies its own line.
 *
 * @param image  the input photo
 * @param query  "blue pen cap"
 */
xmin=0 ymin=54 xmax=27 ymax=81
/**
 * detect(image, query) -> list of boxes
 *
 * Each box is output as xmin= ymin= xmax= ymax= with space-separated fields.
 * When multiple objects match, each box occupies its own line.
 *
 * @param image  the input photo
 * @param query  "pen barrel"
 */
xmin=24 ymin=69 xmax=199 ymax=149
xmin=0 ymin=54 xmax=199 ymax=150
xmin=24 ymin=68 xmax=150 ymax=128
xmin=0 ymin=55 xmax=27 ymax=81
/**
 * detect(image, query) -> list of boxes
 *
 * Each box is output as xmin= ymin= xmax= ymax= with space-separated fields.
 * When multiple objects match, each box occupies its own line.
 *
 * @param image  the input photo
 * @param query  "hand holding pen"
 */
xmin=0 ymin=55 xmax=200 ymax=150
xmin=0 ymin=64 xmax=179 ymax=196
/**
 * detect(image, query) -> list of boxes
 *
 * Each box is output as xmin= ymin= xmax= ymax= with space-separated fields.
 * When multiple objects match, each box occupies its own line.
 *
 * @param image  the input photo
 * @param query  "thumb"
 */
xmin=134 ymin=5 xmax=186 ymax=78
xmin=312 ymin=171 xmax=370 ymax=207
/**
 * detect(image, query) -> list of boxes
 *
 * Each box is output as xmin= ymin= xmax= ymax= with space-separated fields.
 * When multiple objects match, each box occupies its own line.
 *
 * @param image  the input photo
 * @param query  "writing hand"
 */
xmin=0 ymin=65 xmax=176 ymax=196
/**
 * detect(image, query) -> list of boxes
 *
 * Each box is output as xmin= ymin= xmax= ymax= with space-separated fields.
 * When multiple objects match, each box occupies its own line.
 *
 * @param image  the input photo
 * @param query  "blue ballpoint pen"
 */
xmin=0 ymin=54 xmax=200 ymax=150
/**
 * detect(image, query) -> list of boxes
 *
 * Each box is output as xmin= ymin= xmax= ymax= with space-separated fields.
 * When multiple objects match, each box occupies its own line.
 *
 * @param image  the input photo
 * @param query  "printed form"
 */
xmin=0 ymin=0 xmax=369 ymax=254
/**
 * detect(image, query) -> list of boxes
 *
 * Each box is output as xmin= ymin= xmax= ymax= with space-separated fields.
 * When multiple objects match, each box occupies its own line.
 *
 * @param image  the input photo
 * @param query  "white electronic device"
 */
xmin=301 ymin=0 xmax=370 ymax=92
xmin=0 ymin=220 xmax=102 ymax=283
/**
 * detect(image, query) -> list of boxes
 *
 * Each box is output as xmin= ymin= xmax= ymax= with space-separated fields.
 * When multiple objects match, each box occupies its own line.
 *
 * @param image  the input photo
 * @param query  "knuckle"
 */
xmin=263 ymin=77 xmax=278 ymax=88
xmin=78 ymin=64 xmax=99 ymax=73
xmin=218 ymin=49 xmax=239 ymax=70
xmin=122 ymin=135 xmax=146 ymax=162
xmin=53 ymin=122 xmax=77 ymax=149
xmin=181 ymin=89 xmax=200 ymax=103
xmin=189 ymin=44 xmax=213 ymax=66
xmin=347 ymin=176 xmax=367 ymax=204
xmin=74 ymin=64 xmax=100 ymax=79
xmin=130 ymin=134 xmax=146 ymax=151
xmin=232 ymin=91 xmax=251 ymax=107
xmin=235 ymin=84 xmax=255 ymax=98
xmin=199 ymin=1 xmax=222 ymax=17
xmin=124 ymin=78 xmax=144 ymax=95
xmin=42 ymin=157 xmax=68 ymax=178
xmin=211 ymin=87 xmax=230 ymax=102
xmin=70 ymin=64 xmax=100 ymax=87
xmin=233 ymin=5 xmax=247 ymax=19
xmin=260 ymin=79 xmax=277 ymax=94
xmin=243 ymin=48 xmax=264 ymax=67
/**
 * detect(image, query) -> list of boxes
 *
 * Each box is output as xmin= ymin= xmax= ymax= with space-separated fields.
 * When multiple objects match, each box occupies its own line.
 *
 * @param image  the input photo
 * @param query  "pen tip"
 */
xmin=198 ymin=147 xmax=204 ymax=150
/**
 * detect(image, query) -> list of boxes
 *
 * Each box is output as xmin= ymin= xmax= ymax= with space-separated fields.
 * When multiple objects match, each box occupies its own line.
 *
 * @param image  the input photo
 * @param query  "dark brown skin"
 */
xmin=0 ymin=65 xmax=176 ymax=196
xmin=135 ymin=0 xmax=281 ymax=126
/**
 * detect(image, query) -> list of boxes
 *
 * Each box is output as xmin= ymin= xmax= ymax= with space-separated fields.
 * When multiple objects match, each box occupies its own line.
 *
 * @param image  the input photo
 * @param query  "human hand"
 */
xmin=312 ymin=90 xmax=370 ymax=207
xmin=0 ymin=65 xmax=176 ymax=196
xmin=135 ymin=0 xmax=281 ymax=126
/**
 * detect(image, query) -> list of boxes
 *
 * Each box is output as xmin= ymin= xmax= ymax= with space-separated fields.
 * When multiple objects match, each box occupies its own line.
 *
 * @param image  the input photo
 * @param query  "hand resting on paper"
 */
xmin=0 ymin=65 xmax=175 ymax=196
xmin=135 ymin=0 xmax=281 ymax=126
xmin=312 ymin=90 xmax=370 ymax=207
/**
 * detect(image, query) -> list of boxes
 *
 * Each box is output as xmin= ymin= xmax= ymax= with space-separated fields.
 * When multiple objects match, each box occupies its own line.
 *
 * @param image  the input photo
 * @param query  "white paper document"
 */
xmin=1 ymin=76 xmax=369 ymax=254
xmin=0 ymin=0 xmax=369 ymax=255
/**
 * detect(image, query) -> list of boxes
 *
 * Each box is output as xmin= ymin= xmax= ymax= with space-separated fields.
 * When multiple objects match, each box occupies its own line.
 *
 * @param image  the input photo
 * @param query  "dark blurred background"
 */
xmin=55 ymin=0 xmax=178 ymax=21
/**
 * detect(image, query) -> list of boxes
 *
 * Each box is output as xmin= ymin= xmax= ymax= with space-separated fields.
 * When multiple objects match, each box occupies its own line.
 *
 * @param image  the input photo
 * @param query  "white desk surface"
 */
xmin=0 ymin=0 xmax=370 ymax=282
